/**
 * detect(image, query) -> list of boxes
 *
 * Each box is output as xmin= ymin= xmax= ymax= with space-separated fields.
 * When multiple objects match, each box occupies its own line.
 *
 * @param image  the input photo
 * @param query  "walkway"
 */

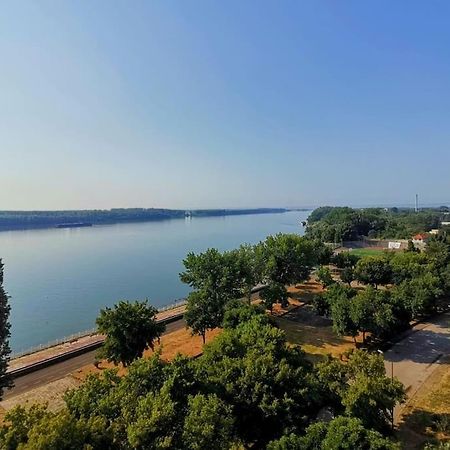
xmin=382 ymin=311 xmax=450 ymax=422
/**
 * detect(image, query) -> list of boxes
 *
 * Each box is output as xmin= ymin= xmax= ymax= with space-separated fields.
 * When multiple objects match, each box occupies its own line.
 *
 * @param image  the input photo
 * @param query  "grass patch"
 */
xmin=347 ymin=248 xmax=386 ymax=257
xmin=275 ymin=305 xmax=356 ymax=362
xmin=398 ymin=360 xmax=450 ymax=448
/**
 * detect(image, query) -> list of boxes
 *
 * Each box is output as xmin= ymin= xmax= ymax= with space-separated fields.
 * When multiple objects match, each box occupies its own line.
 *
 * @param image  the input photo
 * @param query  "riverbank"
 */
xmin=8 ymin=303 xmax=186 ymax=374
xmin=0 ymin=207 xmax=294 ymax=232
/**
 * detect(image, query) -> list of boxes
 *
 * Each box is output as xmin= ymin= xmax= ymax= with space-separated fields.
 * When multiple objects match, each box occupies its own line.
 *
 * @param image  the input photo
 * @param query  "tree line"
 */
xmin=0 ymin=302 xmax=404 ymax=449
xmin=306 ymin=206 xmax=448 ymax=242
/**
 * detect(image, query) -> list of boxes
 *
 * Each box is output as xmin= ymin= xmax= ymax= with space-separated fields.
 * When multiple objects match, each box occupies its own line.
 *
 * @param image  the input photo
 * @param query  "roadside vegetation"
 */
xmin=1 ymin=206 xmax=450 ymax=448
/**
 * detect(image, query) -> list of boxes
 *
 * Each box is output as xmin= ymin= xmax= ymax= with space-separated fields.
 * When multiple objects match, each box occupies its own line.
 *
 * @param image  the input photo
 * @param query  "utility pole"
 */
xmin=415 ymin=194 xmax=419 ymax=213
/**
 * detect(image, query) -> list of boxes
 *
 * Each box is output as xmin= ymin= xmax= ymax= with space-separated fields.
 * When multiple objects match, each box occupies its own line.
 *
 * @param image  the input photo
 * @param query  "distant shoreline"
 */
xmin=0 ymin=207 xmax=309 ymax=232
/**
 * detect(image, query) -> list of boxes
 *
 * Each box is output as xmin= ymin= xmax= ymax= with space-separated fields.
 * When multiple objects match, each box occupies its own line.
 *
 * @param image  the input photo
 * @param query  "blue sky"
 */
xmin=1 ymin=1 xmax=449 ymax=209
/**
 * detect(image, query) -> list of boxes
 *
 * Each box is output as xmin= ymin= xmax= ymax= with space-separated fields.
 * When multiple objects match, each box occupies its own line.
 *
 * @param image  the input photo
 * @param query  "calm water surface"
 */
xmin=0 ymin=210 xmax=308 ymax=352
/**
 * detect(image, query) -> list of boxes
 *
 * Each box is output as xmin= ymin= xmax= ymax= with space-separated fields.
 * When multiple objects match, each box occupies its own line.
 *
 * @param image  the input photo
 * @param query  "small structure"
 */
xmin=412 ymin=233 xmax=430 ymax=250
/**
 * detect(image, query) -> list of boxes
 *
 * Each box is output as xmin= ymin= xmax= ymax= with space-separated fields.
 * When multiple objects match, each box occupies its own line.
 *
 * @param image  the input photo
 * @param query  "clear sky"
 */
xmin=1 ymin=1 xmax=449 ymax=210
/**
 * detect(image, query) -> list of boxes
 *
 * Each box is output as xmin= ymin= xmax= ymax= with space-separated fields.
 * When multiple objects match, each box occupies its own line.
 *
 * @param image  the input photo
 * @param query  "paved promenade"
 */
xmin=8 ymin=303 xmax=186 ymax=373
xmin=382 ymin=311 xmax=450 ymax=423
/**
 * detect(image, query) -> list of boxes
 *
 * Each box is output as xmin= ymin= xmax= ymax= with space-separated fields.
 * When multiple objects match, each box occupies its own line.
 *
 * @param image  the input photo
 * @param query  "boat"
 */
xmin=55 ymin=222 xmax=93 ymax=228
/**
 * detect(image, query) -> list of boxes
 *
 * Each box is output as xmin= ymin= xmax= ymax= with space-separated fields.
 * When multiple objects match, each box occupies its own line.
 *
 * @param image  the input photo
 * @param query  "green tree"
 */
xmin=260 ymin=234 xmax=317 ymax=286
xmin=354 ymin=256 xmax=392 ymax=288
xmin=340 ymin=267 xmax=354 ymax=286
xmin=0 ymin=259 xmax=12 ymax=399
xmin=222 ymin=299 xmax=268 ymax=330
xmin=317 ymin=266 xmax=334 ymax=287
xmin=233 ymin=244 xmax=264 ymax=303
xmin=127 ymin=383 xmax=177 ymax=449
xmin=184 ymin=290 xmax=222 ymax=343
xmin=391 ymin=273 xmax=442 ymax=319
xmin=180 ymin=248 xmax=240 ymax=301
xmin=267 ymin=416 xmax=398 ymax=449
xmin=317 ymin=350 xmax=406 ymax=432
xmin=197 ymin=315 xmax=317 ymax=446
xmin=182 ymin=394 xmax=235 ymax=450
xmin=181 ymin=248 xmax=242 ymax=339
xmin=260 ymin=282 xmax=289 ymax=312
xmin=350 ymin=287 xmax=394 ymax=343
xmin=96 ymin=300 xmax=165 ymax=366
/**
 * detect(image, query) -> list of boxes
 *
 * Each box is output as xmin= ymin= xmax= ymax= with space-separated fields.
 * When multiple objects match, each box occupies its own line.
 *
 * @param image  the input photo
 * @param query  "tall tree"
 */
xmin=0 ymin=259 xmax=12 ymax=400
xmin=96 ymin=300 xmax=165 ymax=366
xmin=184 ymin=290 xmax=222 ymax=343
xmin=354 ymin=256 xmax=392 ymax=289
xmin=180 ymin=248 xmax=242 ymax=338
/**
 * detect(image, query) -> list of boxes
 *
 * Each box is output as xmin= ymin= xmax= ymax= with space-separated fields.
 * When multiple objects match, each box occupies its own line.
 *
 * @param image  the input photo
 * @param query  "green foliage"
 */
xmin=96 ymin=300 xmax=165 ymax=366
xmin=260 ymin=282 xmax=289 ymax=311
xmin=180 ymin=247 xmax=245 ymax=340
xmin=340 ymin=267 xmax=354 ymax=285
xmin=0 ymin=259 xmax=12 ymax=399
xmin=354 ymin=256 xmax=392 ymax=288
xmin=260 ymin=234 xmax=318 ymax=286
xmin=333 ymin=252 xmax=361 ymax=269
xmin=389 ymin=251 xmax=430 ymax=284
xmin=0 ymin=405 xmax=112 ymax=450
xmin=197 ymin=315 xmax=317 ymax=446
xmin=317 ymin=266 xmax=334 ymax=287
xmin=232 ymin=244 xmax=264 ymax=301
xmin=267 ymin=416 xmax=399 ymax=450
xmin=222 ymin=299 xmax=268 ymax=329
xmin=307 ymin=206 xmax=443 ymax=241
xmin=184 ymin=290 xmax=223 ymax=343
xmin=391 ymin=273 xmax=443 ymax=319
xmin=350 ymin=287 xmax=394 ymax=343
xmin=182 ymin=394 xmax=235 ymax=450
xmin=316 ymin=350 xmax=406 ymax=432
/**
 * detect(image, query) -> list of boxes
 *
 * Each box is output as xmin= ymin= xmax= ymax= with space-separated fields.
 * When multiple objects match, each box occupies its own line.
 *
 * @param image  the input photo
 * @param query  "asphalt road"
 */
xmin=382 ymin=311 xmax=450 ymax=422
xmin=4 ymin=318 xmax=186 ymax=400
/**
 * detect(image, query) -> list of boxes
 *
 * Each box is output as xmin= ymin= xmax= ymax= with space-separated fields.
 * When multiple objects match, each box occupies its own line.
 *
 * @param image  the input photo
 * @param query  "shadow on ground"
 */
xmin=397 ymin=409 xmax=450 ymax=449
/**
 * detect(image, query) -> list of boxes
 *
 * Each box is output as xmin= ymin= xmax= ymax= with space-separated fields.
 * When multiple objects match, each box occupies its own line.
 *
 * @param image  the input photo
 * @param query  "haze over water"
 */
xmin=0 ymin=210 xmax=308 ymax=352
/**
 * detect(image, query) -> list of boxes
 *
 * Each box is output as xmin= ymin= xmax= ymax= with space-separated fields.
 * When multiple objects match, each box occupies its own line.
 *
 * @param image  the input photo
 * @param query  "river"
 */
xmin=0 ymin=210 xmax=309 ymax=352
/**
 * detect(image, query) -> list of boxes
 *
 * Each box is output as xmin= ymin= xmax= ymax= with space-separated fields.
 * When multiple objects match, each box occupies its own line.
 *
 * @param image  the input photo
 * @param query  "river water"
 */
xmin=0 ymin=210 xmax=308 ymax=352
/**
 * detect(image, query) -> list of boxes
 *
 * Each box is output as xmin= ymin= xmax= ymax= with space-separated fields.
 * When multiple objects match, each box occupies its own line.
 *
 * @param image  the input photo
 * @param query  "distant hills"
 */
xmin=0 ymin=208 xmax=295 ymax=231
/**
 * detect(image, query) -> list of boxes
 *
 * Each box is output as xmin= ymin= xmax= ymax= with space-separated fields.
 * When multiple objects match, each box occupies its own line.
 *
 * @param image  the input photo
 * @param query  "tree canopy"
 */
xmin=96 ymin=300 xmax=165 ymax=366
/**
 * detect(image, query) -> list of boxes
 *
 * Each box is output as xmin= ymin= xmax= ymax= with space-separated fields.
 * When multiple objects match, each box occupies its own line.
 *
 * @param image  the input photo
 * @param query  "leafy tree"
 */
xmin=260 ymin=282 xmax=289 ymax=312
xmin=180 ymin=248 xmax=240 ymax=301
xmin=0 ymin=259 xmax=12 ymax=399
xmin=328 ymin=286 xmax=358 ymax=341
xmin=332 ymin=252 xmax=360 ymax=269
xmin=317 ymin=266 xmax=334 ymax=287
xmin=389 ymin=251 xmax=429 ymax=284
xmin=126 ymin=383 xmax=177 ymax=448
xmin=197 ymin=315 xmax=317 ymax=446
xmin=354 ymin=256 xmax=392 ymax=288
xmin=222 ymin=299 xmax=268 ymax=330
xmin=267 ymin=416 xmax=398 ymax=450
xmin=317 ymin=350 xmax=405 ymax=432
xmin=390 ymin=273 xmax=442 ymax=319
xmin=184 ymin=290 xmax=222 ymax=343
xmin=350 ymin=287 xmax=394 ymax=343
xmin=233 ymin=244 xmax=264 ymax=302
xmin=312 ymin=283 xmax=355 ymax=318
xmin=96 ymin=300 xmax=165 ymax=366
xmin=0 ymin=405 xmax=112 ymax=450
xmin=181 ymin=248 xmax=242 ymax=339
xmin=260 ymin=234 xmax=317 ymax=286
xmin=340 ymin=267 xmax=354 ymax=286
xmin=182 ymin=394 xmax=235 ymax=450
